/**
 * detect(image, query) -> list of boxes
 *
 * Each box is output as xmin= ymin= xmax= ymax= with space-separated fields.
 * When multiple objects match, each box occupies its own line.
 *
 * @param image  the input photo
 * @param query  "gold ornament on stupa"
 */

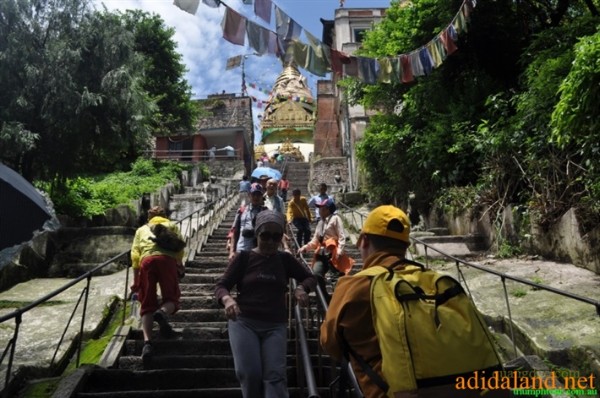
xmin=279 ymin=137 xmax=305 ymax=162
xmin=259 ymin=62 xmax=316 ymax=143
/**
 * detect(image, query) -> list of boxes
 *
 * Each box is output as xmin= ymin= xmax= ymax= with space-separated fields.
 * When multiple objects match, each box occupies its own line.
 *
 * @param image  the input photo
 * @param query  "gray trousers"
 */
xmin=227 ymin=317 xmax=289 ymax=398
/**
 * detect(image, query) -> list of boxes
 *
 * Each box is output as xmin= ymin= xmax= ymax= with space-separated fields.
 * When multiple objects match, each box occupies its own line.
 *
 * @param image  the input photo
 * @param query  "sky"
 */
xmin=91 ymin=0 xmax=393 ymax=143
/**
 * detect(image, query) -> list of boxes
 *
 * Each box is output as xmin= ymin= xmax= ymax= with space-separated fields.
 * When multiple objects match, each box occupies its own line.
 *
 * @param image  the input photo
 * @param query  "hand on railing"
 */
xmin=222 ymin=295 xmax=241 ymax=321
xmin=294 ymin=285 xmax=310 ymax=307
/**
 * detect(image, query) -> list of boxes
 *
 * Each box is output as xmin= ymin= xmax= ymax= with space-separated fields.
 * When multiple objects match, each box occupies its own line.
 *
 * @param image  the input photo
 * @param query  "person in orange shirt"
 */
xmin=278 ymin=175 xmax=290 ymax=202
xmin=286 ymin=188 xmax=312 ymax=246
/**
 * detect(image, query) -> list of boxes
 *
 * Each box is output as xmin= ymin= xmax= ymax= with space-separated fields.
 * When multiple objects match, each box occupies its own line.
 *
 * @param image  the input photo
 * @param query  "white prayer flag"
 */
xmin=173 ymin=0 xmax=200 ymax=14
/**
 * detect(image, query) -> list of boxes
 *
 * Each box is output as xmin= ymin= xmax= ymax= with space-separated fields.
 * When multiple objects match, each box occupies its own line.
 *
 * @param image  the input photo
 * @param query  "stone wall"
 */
xmin=530 ymin=208 xmax=600 ymax=274
xmin=310 ymin=157 xmax=348 ymax=196
xmin=426 ymin=205 xmax=600 ymax=275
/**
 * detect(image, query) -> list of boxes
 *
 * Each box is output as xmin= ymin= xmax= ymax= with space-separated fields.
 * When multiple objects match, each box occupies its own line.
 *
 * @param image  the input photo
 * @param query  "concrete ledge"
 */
xmin=51 ymin=364 xmax=97 ymax=398
xmin=97 ymin=325 xmax=131 ymax=369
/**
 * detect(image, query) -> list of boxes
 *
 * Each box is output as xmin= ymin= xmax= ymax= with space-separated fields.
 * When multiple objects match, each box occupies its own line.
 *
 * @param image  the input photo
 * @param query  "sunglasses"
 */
xmin=258 ymin=231 xmax=283 ymax=242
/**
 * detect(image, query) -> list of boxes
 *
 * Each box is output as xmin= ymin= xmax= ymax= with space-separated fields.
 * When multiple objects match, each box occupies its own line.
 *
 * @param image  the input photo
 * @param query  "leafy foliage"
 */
xmin=36 ymin=158 xmax=191 ymax=218
xmin=350 ymin=0 xmax=600 ymax=236
xmin=0 ymin=0 xmax=197 ymax=183
xmin=551 ymin=28 xmax=600 ymax=197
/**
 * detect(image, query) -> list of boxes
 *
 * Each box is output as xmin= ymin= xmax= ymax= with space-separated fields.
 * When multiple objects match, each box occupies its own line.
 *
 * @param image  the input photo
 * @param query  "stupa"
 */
xmin=256 ymin=62 xmax=315 ymax=162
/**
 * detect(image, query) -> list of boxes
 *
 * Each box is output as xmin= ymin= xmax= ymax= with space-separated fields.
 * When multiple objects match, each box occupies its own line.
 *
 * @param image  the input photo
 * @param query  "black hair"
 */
xmin=365 ymin=233 xmax=410 ymax=252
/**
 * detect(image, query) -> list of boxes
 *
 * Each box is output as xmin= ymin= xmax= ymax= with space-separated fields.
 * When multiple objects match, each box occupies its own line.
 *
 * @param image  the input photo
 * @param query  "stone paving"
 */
xmin=0 ymin=269 xmax=129 ymax=387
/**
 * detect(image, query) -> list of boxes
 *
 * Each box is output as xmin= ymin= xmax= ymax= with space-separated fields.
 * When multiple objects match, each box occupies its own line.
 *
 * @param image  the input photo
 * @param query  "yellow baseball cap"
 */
xmin=362 ymin=205 xmax=410 ymax=243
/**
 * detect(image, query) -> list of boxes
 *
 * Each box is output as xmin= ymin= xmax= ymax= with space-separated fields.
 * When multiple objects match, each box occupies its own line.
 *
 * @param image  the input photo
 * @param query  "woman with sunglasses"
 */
xmin=215 ymin=210 xmax=317 ymax=398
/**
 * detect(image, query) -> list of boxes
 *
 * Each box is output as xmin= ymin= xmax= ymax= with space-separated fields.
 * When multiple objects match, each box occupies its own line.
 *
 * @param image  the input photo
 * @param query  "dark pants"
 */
xmin=292 ymin=218 xmax=311 ymax=246
xmin=280 ymin=189 xmax=288 ymax=202
xmin=313 ymin=256 xmax=343 ymax=301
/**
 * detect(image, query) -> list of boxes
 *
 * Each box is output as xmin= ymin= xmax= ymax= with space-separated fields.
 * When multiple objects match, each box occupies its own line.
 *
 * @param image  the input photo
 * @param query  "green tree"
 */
xmin=354 ymin=0 xmax=525 ymax=213
xmin=0 ymin=0 xmax=154 ymax=181
xmin=350 ymin=0 xmax=600 ymax=236
xmin=551 ymin=28 xmax=600 ymax=191
xmin=0 ymin=0 xmax=197 ymax=183
xmin=120 ymin=10 xmax=198 ymax=136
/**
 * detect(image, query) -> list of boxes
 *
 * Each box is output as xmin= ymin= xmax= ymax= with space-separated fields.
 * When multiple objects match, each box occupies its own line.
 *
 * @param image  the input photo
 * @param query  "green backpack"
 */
xmin=348 ymin=259 xmax=505 ymax=397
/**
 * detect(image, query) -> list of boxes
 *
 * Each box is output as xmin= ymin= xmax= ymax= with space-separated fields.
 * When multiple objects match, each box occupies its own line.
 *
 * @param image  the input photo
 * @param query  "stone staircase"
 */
xmin=272 ymin=161 xmax=311 ymax=199
xmin=60 ymin=205 xmax=360 ymax=397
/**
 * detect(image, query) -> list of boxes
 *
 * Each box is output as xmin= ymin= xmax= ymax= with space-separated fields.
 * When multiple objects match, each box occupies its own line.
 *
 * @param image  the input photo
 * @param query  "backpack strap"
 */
xmin=340 ymin=331 xmax=390 ymax=394
xmin=356 ymin=258 xmax=426 ymax=280
xmin=343 ymin=258 xmax=427 ymax=394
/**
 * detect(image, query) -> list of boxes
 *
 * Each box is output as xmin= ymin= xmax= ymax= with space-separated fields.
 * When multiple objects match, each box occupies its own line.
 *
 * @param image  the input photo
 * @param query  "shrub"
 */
xmin=37 ymin=158 xmax=191 ymax=218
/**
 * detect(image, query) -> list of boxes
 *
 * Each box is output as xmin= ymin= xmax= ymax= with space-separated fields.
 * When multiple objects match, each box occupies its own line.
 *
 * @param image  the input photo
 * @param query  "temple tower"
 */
xmin=256 ymin=63 xmax=315 ymax=162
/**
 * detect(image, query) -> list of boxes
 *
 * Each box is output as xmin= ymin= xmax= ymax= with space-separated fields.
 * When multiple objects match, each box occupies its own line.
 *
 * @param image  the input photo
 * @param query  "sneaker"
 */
xmin=153 ymin=310 xmax=175 ymax=338
xmin=141 ymin=342 xmax=153 ymax=358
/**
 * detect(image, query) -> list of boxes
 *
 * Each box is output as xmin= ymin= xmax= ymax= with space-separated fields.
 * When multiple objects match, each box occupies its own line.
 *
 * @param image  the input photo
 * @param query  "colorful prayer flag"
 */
xmin=225 ymin=55 xmax=243 ymax=70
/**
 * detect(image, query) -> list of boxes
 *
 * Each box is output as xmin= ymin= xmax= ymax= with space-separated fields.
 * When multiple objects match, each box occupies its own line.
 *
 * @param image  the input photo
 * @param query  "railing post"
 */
xmin=123 ymin=264 xmax=131 ymax=325
xmin=500 ymin=276 xmax=518 ymax=359
xmin=76 ymin=275 xmax=92 ymax=368
xmin=4 ymin=314 xmax=21 ymax=389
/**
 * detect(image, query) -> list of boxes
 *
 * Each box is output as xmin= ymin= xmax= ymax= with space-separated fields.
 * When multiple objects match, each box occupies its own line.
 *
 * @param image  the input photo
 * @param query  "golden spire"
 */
xmin=269 ymin=62 xmax=313 ymax=101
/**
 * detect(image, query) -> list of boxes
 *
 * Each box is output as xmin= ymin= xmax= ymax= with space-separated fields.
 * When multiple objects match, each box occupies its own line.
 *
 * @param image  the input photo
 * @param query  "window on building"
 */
xmin=168 ymin=140 xmax=183 ymax=152
xmin=353 ymin=28 xmax=368 ymax=43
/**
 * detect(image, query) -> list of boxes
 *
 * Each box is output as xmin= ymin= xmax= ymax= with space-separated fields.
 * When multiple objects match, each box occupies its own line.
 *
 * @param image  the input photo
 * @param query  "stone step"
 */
xmin=179 ymin=296 xmax=221 ymax=309
xmin=123 ymin=337 xmax=323 ymax=357
xmin=180 ymin=284 xmax=222 ymax=295
xmin=79 ymin=366 xmax=333 ymax=392
xmin=186 ymin=257 xmax=228 ymax=267
xmin=179 ymin=274 xmax=222 ymax=284
xmin=183 ymin=266 xmax=225 ymax=274
xmin=118 ymin=352 xmax=336 ymax=371
xmin=72 ymin=202 xmax=345 ymax=397
xmin=412 ymin=234 xmax=488 ymax=258
xmin=77 ymin=387 xmax=330 ymax=398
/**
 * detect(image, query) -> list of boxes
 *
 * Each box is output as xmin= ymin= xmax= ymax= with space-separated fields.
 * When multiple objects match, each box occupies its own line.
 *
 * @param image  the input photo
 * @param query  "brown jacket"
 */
xmin=320 ymin=251 xmax=400 ymax=398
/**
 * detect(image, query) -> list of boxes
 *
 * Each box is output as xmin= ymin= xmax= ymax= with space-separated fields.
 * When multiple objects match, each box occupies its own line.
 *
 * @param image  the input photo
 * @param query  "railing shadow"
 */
xmin=0 ymin=190 xmax=239 ymax=396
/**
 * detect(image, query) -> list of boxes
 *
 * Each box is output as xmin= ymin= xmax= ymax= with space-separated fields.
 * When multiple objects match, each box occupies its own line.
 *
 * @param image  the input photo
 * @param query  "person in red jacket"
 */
xmin=130 ymin=206 xmax=184 ymax=360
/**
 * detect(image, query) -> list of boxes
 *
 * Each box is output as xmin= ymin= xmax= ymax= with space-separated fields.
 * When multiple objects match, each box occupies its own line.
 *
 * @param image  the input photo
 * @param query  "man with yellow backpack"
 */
xmin=320 ymin=205 xmax=509 ymax=397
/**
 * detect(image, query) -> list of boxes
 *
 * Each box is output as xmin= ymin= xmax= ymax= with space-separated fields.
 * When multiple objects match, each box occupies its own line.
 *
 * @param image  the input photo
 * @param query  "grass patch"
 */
xmin=510 ymin=287 xmax=528 ymax=298
xmin=0 ymin=300 xmax=68 ymax=309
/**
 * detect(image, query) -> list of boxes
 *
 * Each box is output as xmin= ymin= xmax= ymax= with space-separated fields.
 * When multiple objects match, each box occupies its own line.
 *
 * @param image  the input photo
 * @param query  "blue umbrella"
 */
xmin=251 ymin=167 xmax=282 ymax=181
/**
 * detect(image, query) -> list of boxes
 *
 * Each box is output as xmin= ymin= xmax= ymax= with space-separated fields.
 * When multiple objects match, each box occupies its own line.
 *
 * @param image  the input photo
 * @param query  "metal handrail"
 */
xmin=286 ymin=222 xmax=363 ymax=397
xmin=336 ymin=201 xmax=600 ymax=312
xmin=410 ymin=236 xmax=600 ymax=359
xmin=335 ymin=200 xmax=600 ymax=360
xmin=285 ymin=223 xmax=320 ymax=397
xmin=147 ymin=148 xmax=243 ymax=162
xmin=0 ymin=250 xmax=130 ymax=392
xmin=291 ymin=280 xmax=320 ymax=398
xmin=0 ymin=189 xmax=238 ymax=394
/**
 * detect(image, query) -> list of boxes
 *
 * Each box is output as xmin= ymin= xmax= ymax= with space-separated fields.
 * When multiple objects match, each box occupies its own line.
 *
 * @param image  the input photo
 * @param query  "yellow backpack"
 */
xmin=351 ymin=259 xmax=503 ymax=396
